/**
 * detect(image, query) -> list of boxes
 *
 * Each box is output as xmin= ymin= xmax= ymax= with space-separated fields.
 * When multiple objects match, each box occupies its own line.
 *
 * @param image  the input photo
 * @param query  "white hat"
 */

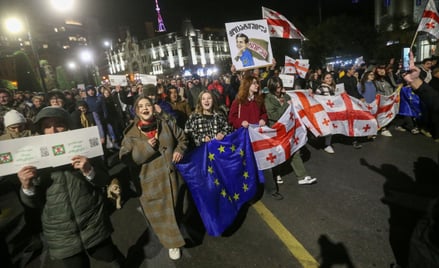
xmin=3 ymin=109 xmax=26 ymax=128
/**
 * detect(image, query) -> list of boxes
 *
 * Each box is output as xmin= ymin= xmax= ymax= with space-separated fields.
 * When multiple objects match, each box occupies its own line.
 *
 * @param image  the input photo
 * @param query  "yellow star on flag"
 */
xmin=221 ymin=189 xmax=227 ymax=197
xmin=208 ymin=166 xmax=214 ymax=174
xmin=208 ymin=152 xmax=215 ymax=161
xmin=218 ymin=145 xmax=225 ymax=153
xmin=242 ymin=183 xmax=249 ymax=192
xmin=230 ymin=144 xmax=236 ymax=152
xmin=214 ymin=178 xmax=220 ymax=186
xmin=233 ymin=193 xmax=240 ymax=201
xmin=239 ymin=149 xmax=245 ymax=157
xmin=243 ymin=171 xmax=249 ymax=179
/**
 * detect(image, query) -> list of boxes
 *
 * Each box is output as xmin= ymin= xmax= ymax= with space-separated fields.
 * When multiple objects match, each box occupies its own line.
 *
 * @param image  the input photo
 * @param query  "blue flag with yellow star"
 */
xmin=399 ymin=86 xmax=421 ymax=119
xmin=175 ymin=127 xmax=264 ymax=236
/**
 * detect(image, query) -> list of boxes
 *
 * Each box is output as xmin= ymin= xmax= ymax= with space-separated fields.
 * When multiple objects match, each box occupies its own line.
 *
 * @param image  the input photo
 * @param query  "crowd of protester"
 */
xmin=1 ymin=53 xmax=439 ymax=267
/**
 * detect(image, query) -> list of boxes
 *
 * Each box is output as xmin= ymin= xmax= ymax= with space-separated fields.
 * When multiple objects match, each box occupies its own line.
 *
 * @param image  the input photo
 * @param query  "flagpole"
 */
xmin=409 ymin=31 xmax=419 ymax=51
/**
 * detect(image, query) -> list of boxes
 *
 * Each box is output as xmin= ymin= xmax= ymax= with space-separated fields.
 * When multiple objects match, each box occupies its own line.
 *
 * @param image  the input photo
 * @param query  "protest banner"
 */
xmin=109 ymin=75 xmax=128 ymax=86
xmin=136 ymin=74 xmax=157 ymax=85
xmin=0 ymin=126 xmax=103 ymax=176
xmin=225 ymin=19 xmax=273 ymax=71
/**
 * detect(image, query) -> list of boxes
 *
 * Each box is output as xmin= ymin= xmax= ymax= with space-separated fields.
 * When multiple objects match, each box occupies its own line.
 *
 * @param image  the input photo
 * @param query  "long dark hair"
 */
xmin=267 ymin=76 xmax=283 ymax=96
xmin=360 ymin=71 xmax=374 ymax=93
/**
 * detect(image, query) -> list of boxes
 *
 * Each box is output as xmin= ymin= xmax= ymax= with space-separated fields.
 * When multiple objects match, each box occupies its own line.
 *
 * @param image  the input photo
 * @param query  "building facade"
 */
xmin=374 ymin=0 xmax=439 ymax=60
xmin=105 ymin=20 xmax=231 ymax=79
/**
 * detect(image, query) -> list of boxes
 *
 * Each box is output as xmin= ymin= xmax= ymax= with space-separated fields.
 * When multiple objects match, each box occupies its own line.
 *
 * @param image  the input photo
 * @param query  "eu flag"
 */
xmin=175 ymin=128 xmax=264 ymax=236
xmin=399 ymin=86 xmax=421 ymax=118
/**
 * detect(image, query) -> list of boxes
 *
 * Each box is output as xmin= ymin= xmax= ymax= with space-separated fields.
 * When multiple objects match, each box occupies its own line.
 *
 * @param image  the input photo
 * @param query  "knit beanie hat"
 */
xmin=3 ymin=109 xmax=26 ymax=128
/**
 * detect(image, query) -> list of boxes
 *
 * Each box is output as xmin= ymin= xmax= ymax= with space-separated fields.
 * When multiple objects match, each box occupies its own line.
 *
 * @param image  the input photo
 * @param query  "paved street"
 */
xmin=32 ymin=129 xmax=439 ymax=267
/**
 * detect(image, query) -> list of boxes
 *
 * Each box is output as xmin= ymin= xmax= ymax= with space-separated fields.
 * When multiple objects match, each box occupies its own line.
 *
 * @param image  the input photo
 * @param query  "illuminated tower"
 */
xmin=155 ymin=0 xmax=166 ymax=32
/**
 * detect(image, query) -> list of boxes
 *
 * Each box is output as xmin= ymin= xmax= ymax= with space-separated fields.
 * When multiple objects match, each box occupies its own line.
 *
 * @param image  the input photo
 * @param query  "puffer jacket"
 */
xmin=20 ymin=160 xmax=112 ymax=260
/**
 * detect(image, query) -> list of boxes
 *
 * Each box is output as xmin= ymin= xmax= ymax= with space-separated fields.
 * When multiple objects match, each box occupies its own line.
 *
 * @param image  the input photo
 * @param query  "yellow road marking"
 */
xmin=253 ymin=201 xmax=320 ymax=268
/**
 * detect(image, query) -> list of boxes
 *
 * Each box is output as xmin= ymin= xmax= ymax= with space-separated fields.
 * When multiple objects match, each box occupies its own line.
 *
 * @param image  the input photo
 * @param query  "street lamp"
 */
xmin=50 ymin=0 xmax=74 ymax=13
xmin=103 ymin=40 xmax=112 ymax=50
xmin=3 ymin=0 xmax=76 ymax=93
xmin=4 ymin=16 xmax=47 ymax=93
xmin=67 ymin=61 xmax=76 ymax=70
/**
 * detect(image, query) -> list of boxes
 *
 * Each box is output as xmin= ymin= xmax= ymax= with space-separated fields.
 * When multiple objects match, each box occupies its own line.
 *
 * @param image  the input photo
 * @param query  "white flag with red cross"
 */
xmin=314 ymin=93 xmax=378 ymax=137
xmin=284 ymin=56 xmax=309 ymax=78
xmin=249 ymin=104 xmax=307 ymax=170
xmin=287 ymin=90 xmax=334 ymax=137
xmin=417 ymin=0 xmax=439 ymax=39
xmin=294 ymin=59 xmax=309 ymax=79
xmin=284 ymin=56 xmax=296 ymax=74
xmin=262 ymin=6 xmax=307 ymax=40
xmin=359 ymin=89 xmax=400 ymax=129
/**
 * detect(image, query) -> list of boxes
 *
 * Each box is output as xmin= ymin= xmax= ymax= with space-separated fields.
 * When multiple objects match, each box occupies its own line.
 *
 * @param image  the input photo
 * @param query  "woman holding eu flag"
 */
xmin=184 ymin=90 xmax=232 ymax=147
xmin=226 ymin=74 xmax=285 ymax=200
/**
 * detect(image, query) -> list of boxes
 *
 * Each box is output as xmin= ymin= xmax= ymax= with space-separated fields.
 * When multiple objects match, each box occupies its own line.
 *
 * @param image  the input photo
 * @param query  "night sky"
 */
xmin=0 ymin=0 xmax=374 ymax=39
xmin=91 ymin=0 xmax=375 ymax=38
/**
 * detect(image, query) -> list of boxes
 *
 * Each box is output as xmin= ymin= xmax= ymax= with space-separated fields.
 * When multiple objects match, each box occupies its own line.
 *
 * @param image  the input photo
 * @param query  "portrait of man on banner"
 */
xmin=225 ymin=19 xmax=273 ymax=71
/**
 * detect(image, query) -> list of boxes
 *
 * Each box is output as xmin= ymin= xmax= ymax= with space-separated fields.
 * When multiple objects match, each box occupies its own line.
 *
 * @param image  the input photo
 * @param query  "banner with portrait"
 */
xmin=225 ymin=19 xmax=273 ymax=71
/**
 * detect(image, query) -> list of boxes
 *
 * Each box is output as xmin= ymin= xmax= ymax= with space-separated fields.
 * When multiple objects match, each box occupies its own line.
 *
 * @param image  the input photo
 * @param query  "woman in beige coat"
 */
xmin=119 ymin=95 xmax=188 ymax=260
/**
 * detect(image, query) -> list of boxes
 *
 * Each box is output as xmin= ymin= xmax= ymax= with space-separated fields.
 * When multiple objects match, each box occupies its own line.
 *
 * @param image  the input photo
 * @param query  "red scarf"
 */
xmin=137 ymin=120 xmax=157 ymax=139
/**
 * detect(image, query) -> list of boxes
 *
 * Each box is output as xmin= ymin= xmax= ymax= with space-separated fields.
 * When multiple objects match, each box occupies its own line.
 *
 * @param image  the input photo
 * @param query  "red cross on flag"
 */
xmin=358 ymin=89 xmax=400 ymax=129
xmin=262 ymin=6 xmax=307 ymax=40
xmin=314 ymin=93 xmax=378 ymax=137
xmin=294 ymin=59 xmax=309 ymax=79
xmin=284 ymin=56 xmax=310 ymax=78
xmin=249 ymin=104 xmax=307 ymax=170
xmin=417 ymin=0 xmax=439 ymax=39
xmin=284 ymin=56 xmax=296 ymax=74
xmin=288 ymin=90 xmax=334 ymax=137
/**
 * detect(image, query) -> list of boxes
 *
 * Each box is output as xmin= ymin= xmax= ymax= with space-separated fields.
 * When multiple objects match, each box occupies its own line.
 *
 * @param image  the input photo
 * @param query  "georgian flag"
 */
xmin=314 ymin=93 xmax=378 ymax=137
xmin=262 ymin=6 xmax=307 ymax=40
xmin=284 ymin=56 xmax=296 ymax=74
xmin=287 ymin=90 xmax=334 ymax=137
xmin=294 ymin=59 xmax=309 ymax=79
xmin=249 ymin=104 xmax=307 ymax=170
xmin=284 ymin=56 xmax=310 ymax=78
xmin=417 ymin=0 xmax=439 ymax=39
xmin=359 ymin=89 xmax=400 ymax=129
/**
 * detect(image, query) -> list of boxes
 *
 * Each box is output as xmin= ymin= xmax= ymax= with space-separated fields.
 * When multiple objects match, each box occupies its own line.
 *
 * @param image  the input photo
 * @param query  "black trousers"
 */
xmin=61 ymin=238 xmax=124 ymax=268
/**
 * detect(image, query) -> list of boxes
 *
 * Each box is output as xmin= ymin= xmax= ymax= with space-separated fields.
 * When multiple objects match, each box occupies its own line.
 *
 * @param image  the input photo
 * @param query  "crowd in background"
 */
xmin=2 ymin=56 xmax=439 ymax=144
xmin=1 ymin=54 xmax=439 ymax=267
